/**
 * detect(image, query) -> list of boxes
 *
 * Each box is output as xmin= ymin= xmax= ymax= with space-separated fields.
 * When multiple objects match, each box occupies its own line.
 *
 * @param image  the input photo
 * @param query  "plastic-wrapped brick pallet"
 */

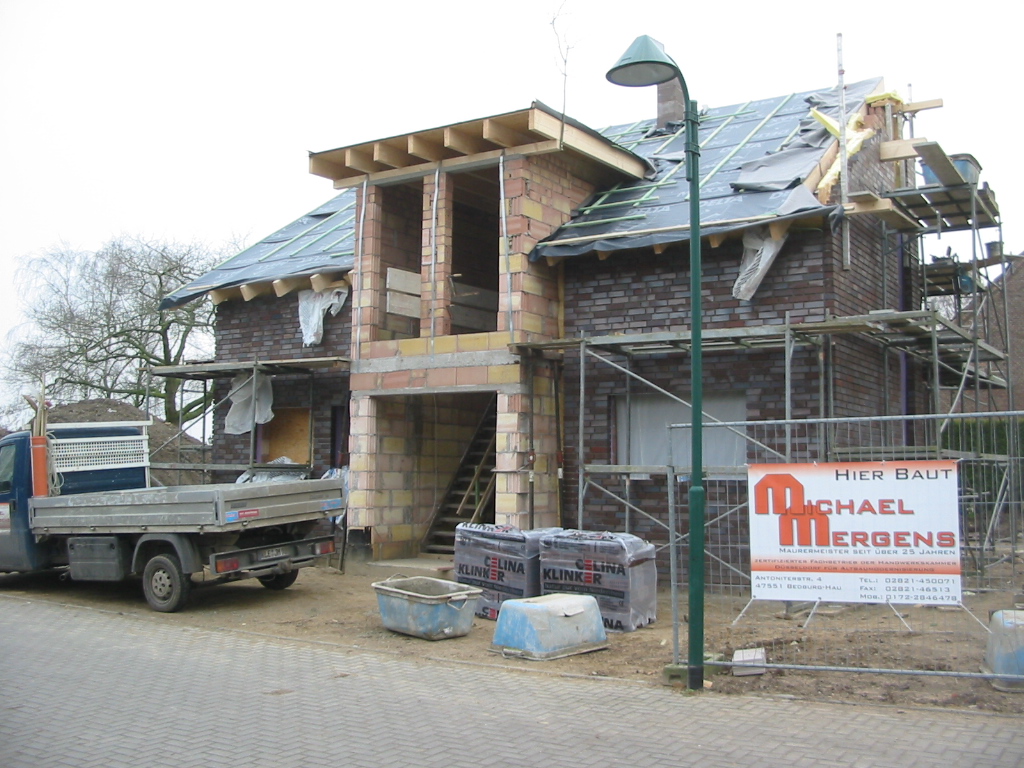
xmin=453 ymin=523 xmax=562 ymax=619
xmin=539 ymin=530 xmax=657 ymax=632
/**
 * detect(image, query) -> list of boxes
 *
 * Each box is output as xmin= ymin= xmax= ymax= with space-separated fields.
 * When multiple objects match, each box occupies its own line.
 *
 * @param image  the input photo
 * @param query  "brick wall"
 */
xmin=558 ymin=125 xmax=927 ymax=572
xmin=211 ymin=293 xmax=352 ymax=481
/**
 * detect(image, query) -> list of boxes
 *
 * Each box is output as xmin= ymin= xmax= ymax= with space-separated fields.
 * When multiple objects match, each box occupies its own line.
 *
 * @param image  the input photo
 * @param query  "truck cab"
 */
xmin=0 ymin=425 xmax=147 ymax=572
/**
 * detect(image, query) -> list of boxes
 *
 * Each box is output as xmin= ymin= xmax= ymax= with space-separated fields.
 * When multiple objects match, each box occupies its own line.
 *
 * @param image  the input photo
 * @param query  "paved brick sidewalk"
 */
xmin=1 ymin=596 xmax=1021 ymax=768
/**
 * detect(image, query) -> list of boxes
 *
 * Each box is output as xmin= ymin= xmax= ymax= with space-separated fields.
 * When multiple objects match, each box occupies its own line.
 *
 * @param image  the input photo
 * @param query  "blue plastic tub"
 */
xmin=372 ymin=576 xmax=482 ymax=640
xmin=922 ymin=153 xmax=980 ymax=186
xmin=490 ymin=593 xmax=608 ymax=660
xmin=984 ymin=610 xmax=1024 ymax=691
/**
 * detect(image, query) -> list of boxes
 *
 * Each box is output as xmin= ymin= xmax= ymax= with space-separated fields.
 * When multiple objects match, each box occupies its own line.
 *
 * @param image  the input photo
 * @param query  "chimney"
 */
xmin=657 ymin=79 xmax=686 ymax=128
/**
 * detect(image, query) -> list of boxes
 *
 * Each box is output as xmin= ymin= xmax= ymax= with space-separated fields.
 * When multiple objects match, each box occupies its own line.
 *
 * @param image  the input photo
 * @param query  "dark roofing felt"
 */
xmin=160 ymin=78 xmax=880 ymax=308
xmin=159 ymin=191 xmax=357 ymax=309
xmin=531 ymin=77 xmax=883 ymax=260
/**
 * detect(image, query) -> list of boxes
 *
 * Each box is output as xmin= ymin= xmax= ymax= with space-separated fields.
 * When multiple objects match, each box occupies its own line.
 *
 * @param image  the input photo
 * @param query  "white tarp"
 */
xmin=732 ymin=226 xmax=788 ymax=301
xmin=224 ymin=372 xmax=274 ymax=435
xmin=298 ymin=286 xmax=349 ymax=346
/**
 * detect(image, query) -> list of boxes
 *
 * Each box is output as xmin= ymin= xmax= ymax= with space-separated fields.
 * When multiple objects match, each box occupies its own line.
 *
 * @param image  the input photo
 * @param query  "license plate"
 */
xmin=260 ymin=547 xmax=286 ymax=560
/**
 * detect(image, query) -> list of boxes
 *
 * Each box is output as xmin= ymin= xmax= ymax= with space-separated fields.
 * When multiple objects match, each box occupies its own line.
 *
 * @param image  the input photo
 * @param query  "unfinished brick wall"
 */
xmin=210 ymin=293 xmax=352 ymax=482
xmin=502 ymin=153 xmax=595 ymax=338
xmin=348 ymin=153 xmax=591 ymax=556
xmin=348 ymin=391 xmax=490 ymax=558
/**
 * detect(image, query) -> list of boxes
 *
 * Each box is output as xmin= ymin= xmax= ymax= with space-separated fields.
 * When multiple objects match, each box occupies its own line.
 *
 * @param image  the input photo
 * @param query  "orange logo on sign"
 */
xmin=754 ymin=473 xmax=830 ymax=546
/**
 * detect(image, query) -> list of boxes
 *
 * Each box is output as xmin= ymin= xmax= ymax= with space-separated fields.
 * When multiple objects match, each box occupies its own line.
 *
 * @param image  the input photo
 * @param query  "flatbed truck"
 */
xmin=0 ymin=422 xmax=342 ymax=612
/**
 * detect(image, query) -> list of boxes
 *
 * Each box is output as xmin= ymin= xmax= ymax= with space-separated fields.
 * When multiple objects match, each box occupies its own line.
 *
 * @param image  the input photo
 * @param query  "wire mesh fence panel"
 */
xmin=634 ymin=412 xmax=1024 ymax=680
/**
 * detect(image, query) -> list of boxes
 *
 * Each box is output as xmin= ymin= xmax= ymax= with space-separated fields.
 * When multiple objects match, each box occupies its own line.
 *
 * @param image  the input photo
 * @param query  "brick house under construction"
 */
xmin=157 ymin=75 xmax=1008 ymax=564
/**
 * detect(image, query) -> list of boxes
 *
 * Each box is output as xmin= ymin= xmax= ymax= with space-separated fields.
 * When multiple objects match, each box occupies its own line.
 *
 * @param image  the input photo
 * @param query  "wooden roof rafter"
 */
xmin=309 ymin=106 xmax=649 ymax=189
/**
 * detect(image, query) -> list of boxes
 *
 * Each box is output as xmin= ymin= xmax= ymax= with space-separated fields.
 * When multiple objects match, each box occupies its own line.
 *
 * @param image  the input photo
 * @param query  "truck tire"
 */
xmin=142 ymin=553 xmax=191 ymax=612
xmin=258 ymin=570 xmax=300 ymax=590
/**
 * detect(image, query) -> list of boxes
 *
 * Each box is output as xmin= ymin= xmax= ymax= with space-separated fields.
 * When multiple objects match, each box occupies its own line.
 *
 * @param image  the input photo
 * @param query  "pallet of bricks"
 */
xmin=454 ymin=523 xmax=656 ymax=631
xmin=453 ymin=523 xmax=561 ymax=619
xmin=538 ymin=530 xmax=656 ymax=632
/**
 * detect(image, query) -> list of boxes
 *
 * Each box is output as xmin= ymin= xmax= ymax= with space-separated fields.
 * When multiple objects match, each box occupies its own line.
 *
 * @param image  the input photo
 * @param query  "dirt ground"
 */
xmin=3 ymin=556 xmax=1023 ymax=715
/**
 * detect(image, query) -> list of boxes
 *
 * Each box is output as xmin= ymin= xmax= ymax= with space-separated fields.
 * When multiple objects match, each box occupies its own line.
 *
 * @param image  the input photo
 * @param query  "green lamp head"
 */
xmin=605 ymin=35 xmax=681 ymax=87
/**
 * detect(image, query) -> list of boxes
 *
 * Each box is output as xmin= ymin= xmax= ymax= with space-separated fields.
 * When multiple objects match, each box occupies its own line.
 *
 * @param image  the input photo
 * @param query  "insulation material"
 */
xmin=732 ymin=225 xmax=789 ymax=300
xmin=224 ymin=372 xmax=274 ymax=435
xmin=453 ymin=523 xmax=563 ymax=620
xmin=234 ymin=456 xmax=307 ymax=484
xmin=298 ymin=286 xmax=349 ymax=346
xmin=539 ymin=530 xmax=657 ymax=632
xmin=815 ymin=113 xmax=877 ymax=203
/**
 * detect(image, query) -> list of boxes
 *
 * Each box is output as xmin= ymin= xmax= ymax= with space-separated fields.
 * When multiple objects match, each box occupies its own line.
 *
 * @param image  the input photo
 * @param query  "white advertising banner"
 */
xmin=748 ymin=461 xmax=961 ymax=605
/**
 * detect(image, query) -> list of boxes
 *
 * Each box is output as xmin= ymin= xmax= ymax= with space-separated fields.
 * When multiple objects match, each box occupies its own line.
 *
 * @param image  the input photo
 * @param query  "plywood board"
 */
xmin=260 ymin=408 xmax=311 ymax=465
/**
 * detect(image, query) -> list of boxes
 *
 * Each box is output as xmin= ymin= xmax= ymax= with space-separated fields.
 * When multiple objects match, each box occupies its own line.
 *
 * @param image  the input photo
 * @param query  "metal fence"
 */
xmin=586 ymin=411 xmax=1024 ymax=683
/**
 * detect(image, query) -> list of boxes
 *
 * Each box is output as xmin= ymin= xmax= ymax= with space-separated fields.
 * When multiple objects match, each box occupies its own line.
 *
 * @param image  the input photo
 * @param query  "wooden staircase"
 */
xmin=421 ymin=397 xmax=497 ymax=555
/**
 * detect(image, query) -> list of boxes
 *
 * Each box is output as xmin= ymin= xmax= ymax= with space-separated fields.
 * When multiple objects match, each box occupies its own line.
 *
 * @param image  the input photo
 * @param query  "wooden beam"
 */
xmin=386 ymin=267 xmax=421 ymax=295
xmin=209 ymin=287 xmax=242 ymax=305
xmin=407 ymin=134 xmax=445 ymax=161
xmin=848 ymin=190 xmax=881 ymax=203
xmin=914 ymin=142 xmax=965 ymax=186
xmin=844 ymin=198 xmax=919 ymax=231
xmin=310 ymin=272 xmax=349 ymax=292
xmin=331 ymin=141 xmax=561 ymax=190
xmin=528 ymin=108 xmax=647 ymax=179
xmin=386 ymin=291 xmax=420 ymax=318
xmin=897 ymin=99 xmax=943 ymax=114
xmin=482 ymin=118 xmax=532 ymax=148
xmin=451 ymin=282 xmax=498 ymax=312
xmin=373 ymin=142 xmax=415 ymax=169
xmin=880 ymin=137 xmax=929 ymax=162
xmin=345 ymin=148 xmax=383 ymax=174
xmin=309 ymin=153 xmax=361 ymax=183
xmin=273 ymin=276 xmax=310 ymax=297
xmin=444 ymin=126 xmax=489 ymax=156
xmin=240 ymin=282 xmax=274 ymax=301
xmin=768 ymin=220 xmax=791 ymax=241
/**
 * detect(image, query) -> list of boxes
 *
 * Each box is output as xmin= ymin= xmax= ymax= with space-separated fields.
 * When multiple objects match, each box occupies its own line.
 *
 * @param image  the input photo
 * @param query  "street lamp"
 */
xmin=607 ymin=35 xmax=706 ymax=691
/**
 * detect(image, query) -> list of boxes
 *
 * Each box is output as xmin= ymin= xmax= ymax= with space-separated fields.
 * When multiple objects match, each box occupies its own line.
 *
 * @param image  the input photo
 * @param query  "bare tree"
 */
xmin=4 ymin=236 xmax=217 ymax=424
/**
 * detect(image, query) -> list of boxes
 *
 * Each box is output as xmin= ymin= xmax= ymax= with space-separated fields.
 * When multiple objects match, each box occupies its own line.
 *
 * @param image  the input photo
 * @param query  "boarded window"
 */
xmin=615 ymin=392 xmax=746 ymax=475
xmin=258 ymin=408 xmax=311 ymax=465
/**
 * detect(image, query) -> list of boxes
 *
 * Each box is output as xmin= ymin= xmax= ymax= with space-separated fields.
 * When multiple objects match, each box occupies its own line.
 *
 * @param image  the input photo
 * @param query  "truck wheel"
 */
xmin=258 ymin=570 xmax=299 ymax=590
xmin=142 ymin=554 xmax=191 ymax=612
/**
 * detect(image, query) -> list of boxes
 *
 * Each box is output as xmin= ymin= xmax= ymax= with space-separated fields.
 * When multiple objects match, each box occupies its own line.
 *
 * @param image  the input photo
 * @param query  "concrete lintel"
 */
xmin=352 ymin=349 xmax=519 ymax=374
xmin=363 ymin=383 xmax=524 ymax=398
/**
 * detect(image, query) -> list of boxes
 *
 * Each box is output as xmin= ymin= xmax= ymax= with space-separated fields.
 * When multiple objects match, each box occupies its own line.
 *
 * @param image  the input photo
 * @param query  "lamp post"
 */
xmin=607 ymin=35 xmax=705 ymax=691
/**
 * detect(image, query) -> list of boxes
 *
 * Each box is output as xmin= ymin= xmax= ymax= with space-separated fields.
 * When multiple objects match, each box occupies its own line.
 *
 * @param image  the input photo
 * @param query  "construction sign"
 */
xmin=747 ymin=461 xmax=961 ymax=605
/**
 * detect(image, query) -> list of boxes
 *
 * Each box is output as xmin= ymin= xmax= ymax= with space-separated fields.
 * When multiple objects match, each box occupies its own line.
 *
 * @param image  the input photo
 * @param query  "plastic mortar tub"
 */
xmin=372 ymin=575 xmax=482 ymax=640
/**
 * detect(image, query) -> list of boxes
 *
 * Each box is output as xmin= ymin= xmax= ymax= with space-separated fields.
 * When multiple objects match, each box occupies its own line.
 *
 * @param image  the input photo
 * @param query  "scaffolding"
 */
xmin=514 ymin=136 xmax=1017 ymax=558
xmin=147 ymin=356 xmax=350 ymax=480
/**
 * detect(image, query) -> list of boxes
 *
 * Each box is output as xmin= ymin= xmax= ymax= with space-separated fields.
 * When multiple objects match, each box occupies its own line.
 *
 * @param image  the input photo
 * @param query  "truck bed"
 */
xmin=29 ymin=478 xmax=344 ymax=534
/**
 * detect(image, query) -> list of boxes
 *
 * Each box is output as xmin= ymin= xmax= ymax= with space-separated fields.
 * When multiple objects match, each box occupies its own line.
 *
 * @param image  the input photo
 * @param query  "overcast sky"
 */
xmin=1 ymin=0 xmax=1017 ymax=367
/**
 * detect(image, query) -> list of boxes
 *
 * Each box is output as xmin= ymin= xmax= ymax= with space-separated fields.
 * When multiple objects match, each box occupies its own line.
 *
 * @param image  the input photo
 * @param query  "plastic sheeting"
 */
xmin=453 ymin=523 xmax=563 ymax=620
xmin=539 ymin=530 xmax=657 ymax=632
xmin=298 ymin=286 xmax=349 ymax=346
xmin=234 ymin=456 xmax=307 ymax=483
xmin=224 ymin=372 xmax=274 ymax=435
xmin=533 ymin=78 xmax=883 ymax=261
xmin=733 ymin=225 xmax=789 ymax=300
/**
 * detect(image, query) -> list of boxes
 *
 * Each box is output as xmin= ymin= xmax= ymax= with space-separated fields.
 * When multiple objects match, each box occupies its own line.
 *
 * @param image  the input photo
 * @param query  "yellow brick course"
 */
xmin=488 ymin=364 xmax=520 ymax=385
xmin=381 ymin=437 xmax=406 ymax=454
